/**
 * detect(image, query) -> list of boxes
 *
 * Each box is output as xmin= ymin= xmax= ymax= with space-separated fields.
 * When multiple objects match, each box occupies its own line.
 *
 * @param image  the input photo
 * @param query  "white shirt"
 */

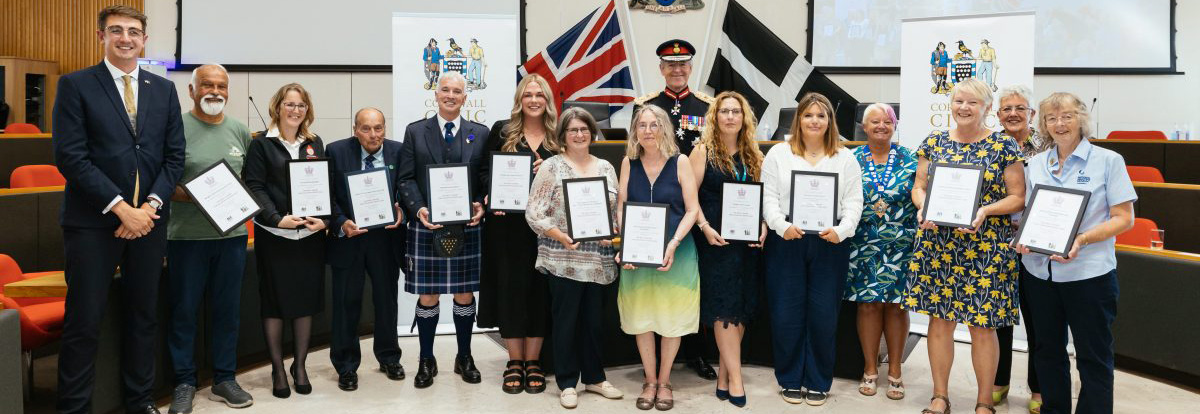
xmin=761 ymin=143 xmax=864 ymax=242
xmin=101 ymin=58 xmax=159 ymax=214
xmin=436 ymin=114 xmax=461 ymax=139
xmin=253 ymin=128 xmax=318 ymax=240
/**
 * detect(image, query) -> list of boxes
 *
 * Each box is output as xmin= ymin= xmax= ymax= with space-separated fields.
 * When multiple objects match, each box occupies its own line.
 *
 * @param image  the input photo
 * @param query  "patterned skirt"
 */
xmin=404 ymin=221 xmax=482 ymax=294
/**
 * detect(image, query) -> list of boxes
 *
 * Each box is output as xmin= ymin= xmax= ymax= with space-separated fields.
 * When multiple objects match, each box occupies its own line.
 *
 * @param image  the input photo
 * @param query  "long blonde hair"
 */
xmin=699 ymin=92 xmax=763 ymax=180
xmin=501 ymin=74 xmax=559 ymax=153
xmin=267 ymin=83 xmax=316 ymax=139
xmin=625 ymin=104 xmax=679 ymax=159
xmin=788 ymin=92 xmax=841 ymax=157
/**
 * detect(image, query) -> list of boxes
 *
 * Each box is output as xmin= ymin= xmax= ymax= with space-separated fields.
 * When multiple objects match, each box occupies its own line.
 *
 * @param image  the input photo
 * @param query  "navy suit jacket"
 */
xmin=52 ymin=62 xmax=186 ymax=228
xmin=397 ymin=117 xmax=490 ymax=218
xmin=326 ymin=137 xmax=405 ymax=268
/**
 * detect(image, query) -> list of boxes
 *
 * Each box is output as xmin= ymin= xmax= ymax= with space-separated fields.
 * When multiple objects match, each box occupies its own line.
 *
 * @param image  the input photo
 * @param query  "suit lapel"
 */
xmin=135 ymin=75 xmax=151 ymax=138
xmin=350 ymin=139 xmax=365 ymax=172
xmin=90 ymin=64 xmax=135 ymax=138
xmin=425 ymin=117 xmax=445 ymax=164
xmin=458 ymin=123 xmax=476 ymax=164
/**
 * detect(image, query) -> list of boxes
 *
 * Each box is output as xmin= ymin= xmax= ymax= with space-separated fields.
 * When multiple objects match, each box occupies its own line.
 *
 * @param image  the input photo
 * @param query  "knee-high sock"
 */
xmin=415 ymin=302 xmax=439 ymax=358
xmin=452 ymin=298 xmax=476 ymax=357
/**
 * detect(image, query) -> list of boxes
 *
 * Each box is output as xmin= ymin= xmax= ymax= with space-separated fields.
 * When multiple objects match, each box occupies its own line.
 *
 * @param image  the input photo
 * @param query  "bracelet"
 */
xmin=698 ymin=221 xmax=709 ymax=229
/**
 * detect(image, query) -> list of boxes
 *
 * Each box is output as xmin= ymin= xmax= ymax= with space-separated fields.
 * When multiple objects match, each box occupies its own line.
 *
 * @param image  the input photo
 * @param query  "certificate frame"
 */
xmin=788 ymin=171 xmax=840 ymax=234
xmin=285 ymin=158 xmax=333 ymax=218
xmin=562 ymin=177 xmax=615 ymax=242
xmin=921 ymin=162 xmax=986 ymax=228
xmin=719 ymin=181 xmax=764 ymax=243
xmin=425 ymin=163 xmax=474 ymax=225
xmin=180 ymin=159 xmax=262 ymax=236
xmin=487 ymin=152 xmax=535 ymax=213
xmin=620 ymin=202 xmax=670 ymax=268
xmin=344 ymin=167 xmax=395 ymax=230
xmin=1014 ymin=184 xmax=1092 ymax=257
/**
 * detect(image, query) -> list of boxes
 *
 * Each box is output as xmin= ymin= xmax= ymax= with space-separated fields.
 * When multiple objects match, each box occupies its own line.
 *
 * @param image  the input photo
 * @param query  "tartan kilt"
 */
xmin=404 ymin=221 xmax=482 ymax=294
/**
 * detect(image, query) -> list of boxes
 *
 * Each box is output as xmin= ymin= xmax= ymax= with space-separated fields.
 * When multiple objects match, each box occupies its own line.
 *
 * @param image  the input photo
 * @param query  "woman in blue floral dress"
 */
xmin=846 ymin=103 xmax=916 ymax=401
xmin=904 ymin=79 xmax=1027 ymax=414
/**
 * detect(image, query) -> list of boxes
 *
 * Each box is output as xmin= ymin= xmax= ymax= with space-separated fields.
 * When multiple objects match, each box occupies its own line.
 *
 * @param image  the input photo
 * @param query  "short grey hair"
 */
xmin=437 ymin=71 xmax=467 ymax=90
xmin=996 ymin=84 xmax=1033 ymax=106
xmin=189 ymin=64 xmax=229 ymax=87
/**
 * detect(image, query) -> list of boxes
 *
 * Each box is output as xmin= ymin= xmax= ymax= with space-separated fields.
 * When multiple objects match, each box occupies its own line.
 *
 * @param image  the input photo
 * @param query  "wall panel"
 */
xmin=0 ymin=0 xmax=144 ymax=75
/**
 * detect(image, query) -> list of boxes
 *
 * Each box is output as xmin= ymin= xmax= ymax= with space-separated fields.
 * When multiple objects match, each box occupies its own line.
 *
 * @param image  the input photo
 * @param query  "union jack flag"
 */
xmin=518 ymin=0 xmax=637 ymax=113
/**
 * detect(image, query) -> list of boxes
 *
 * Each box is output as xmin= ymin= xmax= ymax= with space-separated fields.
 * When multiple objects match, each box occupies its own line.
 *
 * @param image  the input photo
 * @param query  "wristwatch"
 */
xmin=148 ymin=198 xmax=162 ymax=210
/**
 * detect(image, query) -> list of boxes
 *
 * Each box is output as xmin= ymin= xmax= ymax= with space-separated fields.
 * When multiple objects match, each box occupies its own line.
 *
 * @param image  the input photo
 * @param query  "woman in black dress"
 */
xmin=686 ymin=91 xmax=764 ymax=407
xmin=479 ymin=74 xmax=558 ymax=394
xmin=242 ymin=83 xmax=327 ymax=398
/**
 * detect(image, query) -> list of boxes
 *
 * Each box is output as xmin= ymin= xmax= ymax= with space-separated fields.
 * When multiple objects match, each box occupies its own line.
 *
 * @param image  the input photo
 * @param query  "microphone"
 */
xmin=248 ymin=96 xmax=267 ymax=130
xmin=1091 ymin=97 xmax=1099 ymax=139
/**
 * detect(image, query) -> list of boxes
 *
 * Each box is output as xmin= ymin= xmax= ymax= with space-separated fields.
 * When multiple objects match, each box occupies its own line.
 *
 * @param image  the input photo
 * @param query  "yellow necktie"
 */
xmin=123 ymin=75 xmax=140 ymax=205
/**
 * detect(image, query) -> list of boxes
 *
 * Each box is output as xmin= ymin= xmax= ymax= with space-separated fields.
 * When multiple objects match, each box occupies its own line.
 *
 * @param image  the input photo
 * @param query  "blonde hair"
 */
xmin=268 ymin=83 xmax=316 ymax=139
xmin=698 ymin=92 xmax=763 ymax=180
xmin=950 ymin=78 xmax=994 ymax=128
xmin=788 ymin=93 xmax=842 ymax=157
xmin=1037 ymin=92 xmax=1093 ymax=142
xmin=625 ymin=105 xmax=679 ymax=159
xmin=501 ymin=74 xmax=559 ymax=153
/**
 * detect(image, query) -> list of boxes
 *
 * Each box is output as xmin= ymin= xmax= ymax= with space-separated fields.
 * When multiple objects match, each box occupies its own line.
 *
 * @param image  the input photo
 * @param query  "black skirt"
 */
xmin=254 ymin=224 xmax=327 ymax=319
xmin=477 ymin=212 xmax=549 ymax=338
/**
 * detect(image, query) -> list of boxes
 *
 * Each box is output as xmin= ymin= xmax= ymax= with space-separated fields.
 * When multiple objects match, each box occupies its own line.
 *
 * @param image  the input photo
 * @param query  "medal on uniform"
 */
xmin=671 ymin=100 xmax=681 ymax=115
xmin=873 ymin=199 xmax=888 ymax=218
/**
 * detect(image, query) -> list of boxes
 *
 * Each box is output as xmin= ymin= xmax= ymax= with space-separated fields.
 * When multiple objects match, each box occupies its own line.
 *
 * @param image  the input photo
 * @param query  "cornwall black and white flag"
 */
xmin=706 ymin=0 xmax=859 ymax=140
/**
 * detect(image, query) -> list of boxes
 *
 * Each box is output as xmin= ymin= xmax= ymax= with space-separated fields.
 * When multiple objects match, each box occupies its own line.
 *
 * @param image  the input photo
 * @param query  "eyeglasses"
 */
xmin=566 ymin=127 xmax=590 ymax=136
xmin=636 ymin=123 xmax=661 ymax=131
xmin=999 ymin=106 xmax=1030 ymax=114
xmin=105 ymin=26 xmax=144 ymax=38
xmin=283 ymin=103 xmax=308 ymax=112
xmin=1045 ymin=113 xmax=1076 ymax=125
xmin=718 ymin=108 xmax=743 ymax=116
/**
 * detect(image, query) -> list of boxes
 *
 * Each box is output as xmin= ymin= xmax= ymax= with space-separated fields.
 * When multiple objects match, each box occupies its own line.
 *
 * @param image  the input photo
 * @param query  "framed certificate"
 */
xmin=181 ymin=160 xmax=262 ymax=235
xmin=345 ymin=167 xmax=395 ymax=230
xmin=922 ymin=162 xmax=985 ymax=228
xmin=1014 ymin=185 xmax=1092 ymax=257
xmin=788 ymin=171 xmax=839 ymax=234
xmin=621 ymin=202 xmax=669 ymax=268
xmin=426 ymin=163 xmax=473 ymax=225
xmin=286 ymin=159 xmax=332 ymax=218
xmin=488 ymin=152 xmax=534 ymax=212
xmin=562 ymin=177 xmax=614 ymax=242
xmin=720 ymin=181 xmax=763 ymax=242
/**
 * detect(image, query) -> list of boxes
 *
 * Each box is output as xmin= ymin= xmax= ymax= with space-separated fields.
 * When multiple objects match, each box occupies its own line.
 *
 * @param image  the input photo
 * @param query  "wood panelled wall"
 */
xmin=0 ymin=0 xmax=145 ymax=74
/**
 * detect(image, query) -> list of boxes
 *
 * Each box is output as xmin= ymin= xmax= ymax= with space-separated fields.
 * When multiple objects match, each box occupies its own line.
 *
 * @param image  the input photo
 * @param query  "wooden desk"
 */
xmin=2 ymin=271 xmax=65 ymax=298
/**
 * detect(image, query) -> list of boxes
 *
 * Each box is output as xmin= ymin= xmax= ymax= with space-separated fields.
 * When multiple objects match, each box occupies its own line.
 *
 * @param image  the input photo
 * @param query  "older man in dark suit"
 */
xmin=327 ymin=108 xmax=407 ymax=391
xmin=397 ymin=72 xmax=489 ymax=389
xmin=52 ymin=5 xmax=185 ymax=414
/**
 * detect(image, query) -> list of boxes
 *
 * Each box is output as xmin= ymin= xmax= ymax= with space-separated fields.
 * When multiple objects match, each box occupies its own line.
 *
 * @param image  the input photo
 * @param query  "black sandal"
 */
xmin=502 ymin=360 xmax=524 ymax=394
xmin=524 ymin=360 xmax=547 ymax=394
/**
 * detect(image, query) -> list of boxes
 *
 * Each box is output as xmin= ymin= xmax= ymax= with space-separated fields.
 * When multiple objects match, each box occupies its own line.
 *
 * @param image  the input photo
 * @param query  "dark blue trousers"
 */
xmin=763 ymin=233 xmax=849 ymax=392
xmin=329 ymin=233 xmax=402 ymax=375
xmin=547 ymin=275 xmax=606 ymax=390
xmin=1024 ymin=268 xmax=1119 ymax=414
xmin=166 ymin=237 xmax=248 ymax=386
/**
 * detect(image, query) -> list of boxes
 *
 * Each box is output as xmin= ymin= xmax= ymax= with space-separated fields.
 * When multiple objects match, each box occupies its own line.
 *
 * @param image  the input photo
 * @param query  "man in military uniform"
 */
xmin=632 ymin=39 xmax=714 ymax=157
xmin=633 ymin=39 xmax=719 ymax=381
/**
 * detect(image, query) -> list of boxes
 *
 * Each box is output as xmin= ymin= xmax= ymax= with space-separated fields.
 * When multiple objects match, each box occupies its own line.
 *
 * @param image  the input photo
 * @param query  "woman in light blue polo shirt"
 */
xmin=1015 ymin=92 xmax=1136 ymax=414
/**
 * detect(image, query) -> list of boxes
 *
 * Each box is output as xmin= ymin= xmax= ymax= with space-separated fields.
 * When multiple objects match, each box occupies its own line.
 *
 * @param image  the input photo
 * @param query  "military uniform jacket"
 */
xmin=633 ymin=86 xmax=713 ymax=156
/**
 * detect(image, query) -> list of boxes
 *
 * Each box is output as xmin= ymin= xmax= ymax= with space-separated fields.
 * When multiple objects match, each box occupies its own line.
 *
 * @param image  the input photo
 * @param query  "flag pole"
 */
xmin=696 ymin=0 xmax=722 ymax=94
xmin=617 ymin=0 xmax=643 ymax=94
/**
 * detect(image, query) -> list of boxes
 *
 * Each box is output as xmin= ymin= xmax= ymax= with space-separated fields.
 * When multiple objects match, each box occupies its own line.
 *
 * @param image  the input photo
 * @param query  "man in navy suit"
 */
xmin=327 ymin=108 xmax=407 ymax=391
xmin=52 ymin=5 xmax=185 ymax=414
xmin=397 ymin=72 xmax=489 ymax=389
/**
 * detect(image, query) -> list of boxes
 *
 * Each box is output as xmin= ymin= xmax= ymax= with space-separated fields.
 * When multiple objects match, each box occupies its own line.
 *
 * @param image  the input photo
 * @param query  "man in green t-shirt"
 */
xmin=165 ymin=64 xmax=255 ymax=413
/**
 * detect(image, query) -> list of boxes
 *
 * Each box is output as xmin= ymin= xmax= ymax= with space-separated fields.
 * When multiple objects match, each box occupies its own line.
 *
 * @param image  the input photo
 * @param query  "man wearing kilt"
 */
xmin=397 ymin=71 xmax=490 ymax=388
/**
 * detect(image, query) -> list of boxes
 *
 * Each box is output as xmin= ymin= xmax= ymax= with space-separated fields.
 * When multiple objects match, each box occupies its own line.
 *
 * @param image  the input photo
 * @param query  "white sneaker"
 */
xmin=560 ymin=388 xmax=579 ymax=409
xmin=584 ymin=381 xmax=624 ymax=399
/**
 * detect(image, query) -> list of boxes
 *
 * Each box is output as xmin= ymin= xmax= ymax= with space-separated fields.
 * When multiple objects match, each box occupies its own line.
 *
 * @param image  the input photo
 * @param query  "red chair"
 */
xmin=9 ymin=164 xmax=66 ymax=188
xmin=1125 ymin=166 xmax=1165 ymax=183
xmin=2 ymin=123 xmax=41 ymax=134
xmin=0 ymin=295 xmax=63 ymax=350
xmin=1116 ymin=218 xmax=1158 ymax=248
xmin=1106 ymin=130 xmax=1168 ymax=140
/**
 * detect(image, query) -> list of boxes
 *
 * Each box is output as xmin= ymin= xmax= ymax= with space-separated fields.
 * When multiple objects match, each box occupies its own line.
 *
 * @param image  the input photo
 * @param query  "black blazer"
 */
xmin=242 ymin=132 xmax=326 ymax=227
xmin=52 ymin=62 xmax=186 ymax=228
xmin=326 ymin=137 xmax=405 ymax=267
xmin=397 ymin=117 xmax=490 ymax=218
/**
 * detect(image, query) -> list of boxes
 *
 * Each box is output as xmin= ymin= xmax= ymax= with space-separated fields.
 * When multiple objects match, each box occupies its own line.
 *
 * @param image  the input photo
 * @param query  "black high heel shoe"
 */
xmin=271 ymin=368 xmax=291 ymax=399
xmin=291 ymin=363 xmax=312 ymax=395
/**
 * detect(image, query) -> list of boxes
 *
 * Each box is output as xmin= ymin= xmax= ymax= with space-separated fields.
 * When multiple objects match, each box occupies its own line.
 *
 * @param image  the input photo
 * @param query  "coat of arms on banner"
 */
xmin=628 ymin=0 xmax=704 ymax=13
xmin=929 ymin=39 xmax=997 ymax=95
xmin=422 ymin=37 xmax=488 ymax=91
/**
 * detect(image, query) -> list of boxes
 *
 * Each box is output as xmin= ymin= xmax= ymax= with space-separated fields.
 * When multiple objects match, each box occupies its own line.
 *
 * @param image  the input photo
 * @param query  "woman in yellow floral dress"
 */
xmin=904 ymin=78 xmax=1027 ymax=414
